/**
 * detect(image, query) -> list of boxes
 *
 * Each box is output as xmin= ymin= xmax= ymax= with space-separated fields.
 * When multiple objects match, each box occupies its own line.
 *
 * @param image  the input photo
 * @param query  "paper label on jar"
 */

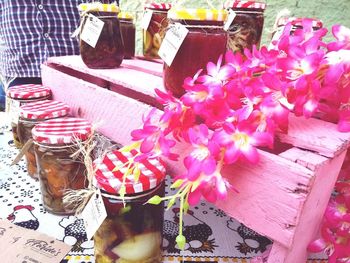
xmin=224 ymin=9 xmax=237 ymax=31
xmin=141 ymin=10 xmax=153 ymax=30
xmin=80 ymin=14 xmax=105 ymax=48
xmin=80 ymin=189 xmax=107 ymax=240
xmin=9 ymin=99 xmax=20 ymax=124
xmin=158 ymin=23 xmax=189 ymax=66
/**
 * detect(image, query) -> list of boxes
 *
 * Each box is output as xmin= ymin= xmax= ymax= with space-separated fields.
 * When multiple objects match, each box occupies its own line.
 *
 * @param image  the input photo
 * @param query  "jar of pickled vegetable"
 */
xmin=118 ymin=12 xmax=135 ymax=59
xmin=79 ymin=3 xmax=124 ymax=69
xmin=18 ymin=100 xmax=70 ymax=179
xmin=93 ymin=149 xmax=166 ymax=263
xmin=143 ymin=3 xmax=172 ymax=59
xmin=6 ymin=84 xmax=51 ymax=148
xmin=224 ymin=0 xmax=266 ymax=53
xmin=32 ymin=117 xmax=92 ymax=215
xmin=163 ymin=9 xmax=228 ymax=97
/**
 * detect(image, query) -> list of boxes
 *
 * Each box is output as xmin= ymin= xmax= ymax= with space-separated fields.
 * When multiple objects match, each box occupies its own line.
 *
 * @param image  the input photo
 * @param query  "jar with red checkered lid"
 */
xmin=224 ymin=0 xmax=266 ymax=53
xmin=31 ymin=117 xmax=93 ymax=215
xmin=143 ymin=2 xmax=172 ymax=59
xmin=93 ymin=148 xmax=166 ymax=263
xmin=6 ymin=84 xmax=51 ymax=148
xmin=18 ymin=100 xmax=70 ymax=179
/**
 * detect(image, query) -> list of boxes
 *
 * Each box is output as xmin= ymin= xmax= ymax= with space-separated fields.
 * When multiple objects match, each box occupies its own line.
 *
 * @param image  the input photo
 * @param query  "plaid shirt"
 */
xmin=0 ymin=0 xmax=84 ymax=78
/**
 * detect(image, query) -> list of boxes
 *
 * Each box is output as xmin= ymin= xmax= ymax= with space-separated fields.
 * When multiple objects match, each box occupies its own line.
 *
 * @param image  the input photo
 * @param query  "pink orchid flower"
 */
xmin=328 ymin=25 xmax=350 ymax=51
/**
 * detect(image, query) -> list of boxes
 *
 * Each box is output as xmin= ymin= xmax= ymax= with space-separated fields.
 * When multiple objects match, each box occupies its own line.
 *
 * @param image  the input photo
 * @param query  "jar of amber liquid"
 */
xmin=32 ymin=117 xmax=92 ymax=215
xmin=118 ymin=12 xmax=136 ymax=59
xmin=79 ymin=3 xmax=124 ymax=68
xmin=18 ymin=100 xmax=70 ymax=179
xmin=6 ymin=84 xmax=51 ymax=148
xmin=224 ymin=0 xmax=266 ymax=53
xmin=143 ymin=3 xmax=172 ymax=59
xmin=163 ymin=9 xmax=228 ymax=97
xmin=93 ymin=150 xmax=166 ymax=263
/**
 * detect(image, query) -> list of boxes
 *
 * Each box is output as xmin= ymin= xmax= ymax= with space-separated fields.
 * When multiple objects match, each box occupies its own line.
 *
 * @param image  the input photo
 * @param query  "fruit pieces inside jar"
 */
xmin=80 ymin=11 xmax=124 ymax=69
xmin=17 ymin=120 xmax=38 ymax=179
xmin=143 ymin=10 xmax=168 ymax=59
xmin=95 ymin=189 xmax=164 ymax=263
xmin=35 ymin=145 xmax=87 ymax=215
xmin=227 ymin=10 xmax=264 ymax=53
xmin=11 ymin=122 xmax=22 ymax=148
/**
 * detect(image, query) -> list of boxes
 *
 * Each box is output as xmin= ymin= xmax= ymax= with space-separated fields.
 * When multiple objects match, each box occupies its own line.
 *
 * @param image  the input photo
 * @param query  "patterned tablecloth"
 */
xmin=0 ymin=114 xmax=327 ymax=263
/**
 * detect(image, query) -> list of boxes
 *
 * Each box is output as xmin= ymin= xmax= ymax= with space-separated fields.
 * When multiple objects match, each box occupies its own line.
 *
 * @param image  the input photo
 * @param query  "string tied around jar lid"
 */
xmin=71 ymin=1 xmax=120 ymax=38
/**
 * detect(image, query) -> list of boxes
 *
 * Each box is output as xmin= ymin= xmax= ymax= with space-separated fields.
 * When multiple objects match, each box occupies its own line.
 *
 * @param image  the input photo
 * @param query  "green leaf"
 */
xmin=176 ymin=234 xmax=186 ymax=250
xmin=170 ymin=179 xmax=183 ymax=189
xmin=146 ymin=195 xmax=162 ymax=205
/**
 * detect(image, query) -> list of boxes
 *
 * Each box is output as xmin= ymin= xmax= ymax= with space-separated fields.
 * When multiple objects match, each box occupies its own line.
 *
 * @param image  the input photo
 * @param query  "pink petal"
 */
xmin=242 ymin=145 xmax=259 ymax=164
xmin=307 ymin=239 xmax=327 ymax=253
xmin=140 ymin=139 xmax=155 ymax=153
xmin=224 ymin=145 xmax=240 ymax=164
xmin=188 ymin=188 xmax=202 ymax=206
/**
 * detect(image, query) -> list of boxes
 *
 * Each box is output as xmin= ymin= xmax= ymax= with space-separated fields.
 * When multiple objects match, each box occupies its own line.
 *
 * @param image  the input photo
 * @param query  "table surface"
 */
xmin=0 ymin=113 xmax=327 ymax=263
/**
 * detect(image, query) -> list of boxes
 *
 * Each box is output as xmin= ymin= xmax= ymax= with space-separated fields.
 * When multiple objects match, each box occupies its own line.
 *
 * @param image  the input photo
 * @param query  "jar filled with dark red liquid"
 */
xmin=79 ymin=3 xmax=124 ymax=69
xmin=163 ymin=9 xmax=228 ymax=97
xmin=143 ymin=3 xmax=172 ymax=59
xmin=93 ymin=149 xmax=166 ymax=263
xmin=224 ymin=0 xmax=266 ymax=53
xmin=118 ymin=12 xmax=135 ymax=59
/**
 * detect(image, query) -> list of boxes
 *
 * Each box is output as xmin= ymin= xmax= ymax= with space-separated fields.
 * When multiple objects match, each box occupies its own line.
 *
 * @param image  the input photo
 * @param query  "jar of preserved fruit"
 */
xmin=6 ymin=84 xmax=51 ymax=148
xmin=224 ymin=0 xmax=266 ymax=53
xmin=79 ymin=3 xmax=124 ymax=69
xmin=93 ymin=149 xmax=166 ymax=263
xmin=118 ymin=12 xmax=135 ymax=59
xmin=32 ymin=117 xmax=92 ymax=215
xmin=163 ymin=9 xmax=228 ymax=97
xmin=18 ymin=100 xmax=70 ymax=179
xmin=143 ymin=3 xmax=172 ymax=59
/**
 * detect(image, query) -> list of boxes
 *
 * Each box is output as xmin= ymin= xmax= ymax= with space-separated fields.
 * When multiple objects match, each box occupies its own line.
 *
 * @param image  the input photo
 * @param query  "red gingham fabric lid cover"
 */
xmin=224 ymin=0 xmax=266 ymax=10
xmin=6 ymin=84 xmax=51 ymax=99
xmin=94 ymin=149 xmax=166 ymax=194
xmin=19 ymin=100 xmax=70 ymax=120
xmin=144 ymin=3 xmax=172 ymax=10
xmin=32 ymin=117 xmax=92 ymax=144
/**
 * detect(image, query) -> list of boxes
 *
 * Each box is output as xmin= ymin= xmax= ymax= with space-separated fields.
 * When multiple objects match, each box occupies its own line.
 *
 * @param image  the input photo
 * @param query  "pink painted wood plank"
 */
xmin=267 ymin=150 xmax=346 ymax=262
xmin=278 ymin=115 xmax=350 ymax=158
xmin=121 ymin=58 xmax=163 ymax=77
xmin=46 ymin=56 xmax=166 ymax=99
xmin=41 ymin=64 xmax=160 ymax=145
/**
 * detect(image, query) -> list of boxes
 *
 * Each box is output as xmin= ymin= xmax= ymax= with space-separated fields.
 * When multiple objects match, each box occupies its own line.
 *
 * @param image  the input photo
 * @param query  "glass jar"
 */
xmin=118 ymin=12 xmax=136 ymax=59
xmin=224 ymin=0 xmax=266 ymax=53
xmin=6 ymin=84 xmax=51 ymax=148
xmin=93 ymin=149 xmax=166 ymax=263
xmin=143 ymin=3 xmax=172 ymax=59
xmin=79 ymin=3 xmax=124 ymax=69
xmin=163 ymin=9 xmax=228 ymax=97
xmin=17 ymin=100 xmax=70 ymax=179
xmin=32 ymin=117 xmax=92 ymax=215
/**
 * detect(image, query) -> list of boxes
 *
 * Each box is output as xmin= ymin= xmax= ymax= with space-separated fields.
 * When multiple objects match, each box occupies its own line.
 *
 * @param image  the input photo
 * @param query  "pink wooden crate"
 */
xmin=42 ymin=56 xmax=350 ymax=263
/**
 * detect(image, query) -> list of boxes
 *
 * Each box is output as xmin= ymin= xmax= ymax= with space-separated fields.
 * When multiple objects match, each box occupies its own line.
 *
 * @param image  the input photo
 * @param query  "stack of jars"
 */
xmin=93 ymin=149 xmax=166 ymax=263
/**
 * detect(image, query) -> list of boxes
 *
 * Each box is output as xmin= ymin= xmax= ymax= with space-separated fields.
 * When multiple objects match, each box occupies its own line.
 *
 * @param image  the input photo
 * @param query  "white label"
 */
xmin=80 ymin=14 xmax=105 ymax=48
xmin=158 ymin=23 xmax=189 ymax=66
xmin=80 ymin=190 xmax=107 ymax=240
xmin=141 ymin=10 xmax=153 ymax=30
xmin=269 ymin=25 xmax=285 ymax=50
xmin=224 ymin=9 xmax=237 ymax=31
xmin=9 ymin=99 xmax=20 ymax=124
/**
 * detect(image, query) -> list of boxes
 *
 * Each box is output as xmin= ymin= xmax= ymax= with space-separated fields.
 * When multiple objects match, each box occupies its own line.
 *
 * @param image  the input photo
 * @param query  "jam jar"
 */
xmin=32 ymin=117 xmax=92 ymax=215
xmin=18 ymin=100 xmax=70 ymax=179
xmin=93 ymin=149 xmax=166 ymax=263
xmin=224 ymin=0 xmax=266 ymax=53
xmin=6 ymin=84 xmax=51 ymax=148
xmin=79 ymin=3 xmax=124 ymax=69
xmin=118 ymin=12 xmax=136 ymax=59
xmin=143 ymin=3 xmax=172 ymax=59
xmin=163 ymin=9 xmax=228 ymax=97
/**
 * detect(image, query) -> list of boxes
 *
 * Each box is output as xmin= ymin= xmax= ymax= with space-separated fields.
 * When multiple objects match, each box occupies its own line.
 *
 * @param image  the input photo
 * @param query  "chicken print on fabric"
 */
xmin=7 ymin=205 xmax=39 ymax=230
